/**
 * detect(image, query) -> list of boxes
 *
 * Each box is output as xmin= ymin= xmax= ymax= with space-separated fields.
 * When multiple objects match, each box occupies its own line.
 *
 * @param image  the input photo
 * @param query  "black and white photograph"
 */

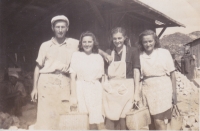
xmin=0 ymin=0 xmax=199 ymax=130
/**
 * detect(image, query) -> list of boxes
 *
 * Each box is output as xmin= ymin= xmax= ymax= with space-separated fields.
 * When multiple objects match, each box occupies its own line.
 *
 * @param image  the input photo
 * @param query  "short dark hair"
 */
xmin=110 ymin=27 xmax=131 ymax=49
xmin=138 ymin=30 xmax=161 ymax=52
xmin=79 ymin=31 xmax=99 ymax=53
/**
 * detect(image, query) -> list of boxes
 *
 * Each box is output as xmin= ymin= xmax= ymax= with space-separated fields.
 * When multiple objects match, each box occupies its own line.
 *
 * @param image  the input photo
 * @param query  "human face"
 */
xmin=142 ymin=35 xmax=155 ymax=54
xmin=53 ymin=21 xmax=68 ymax=39
xmin=9 ymin=76 xmax=18 ymax=85
xmin=82 ymin=36 xmax=94 ymax=55
xmin=112 ymin=32 xmax=126 ymax=49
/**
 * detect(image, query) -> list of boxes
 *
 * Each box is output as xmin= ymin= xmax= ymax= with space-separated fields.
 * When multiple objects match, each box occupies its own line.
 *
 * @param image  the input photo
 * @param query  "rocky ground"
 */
xmin=175 ymin=71 xmax=199 ymax=131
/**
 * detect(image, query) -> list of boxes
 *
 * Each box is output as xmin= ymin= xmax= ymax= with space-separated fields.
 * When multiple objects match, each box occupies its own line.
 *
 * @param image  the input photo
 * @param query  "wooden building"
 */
xmin=0 ymin=0 xmax=184 ymax=71
xmin=185 ymin=38 xmax=200 ymax=68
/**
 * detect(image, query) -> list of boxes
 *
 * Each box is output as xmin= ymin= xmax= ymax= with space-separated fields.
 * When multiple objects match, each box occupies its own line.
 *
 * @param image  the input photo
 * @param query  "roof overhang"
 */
xmin=101 ymin=0 xmax=185 ymax=28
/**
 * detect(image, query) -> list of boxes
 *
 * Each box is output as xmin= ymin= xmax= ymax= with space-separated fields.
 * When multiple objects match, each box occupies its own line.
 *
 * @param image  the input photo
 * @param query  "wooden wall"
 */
xmin=190 ymin=39 xmax=200 ymax=68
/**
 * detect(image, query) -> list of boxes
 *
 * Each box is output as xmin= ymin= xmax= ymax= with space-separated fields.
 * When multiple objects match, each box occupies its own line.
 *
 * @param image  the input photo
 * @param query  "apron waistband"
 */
xmin=142 ymin=75 xmax=166 ymax=81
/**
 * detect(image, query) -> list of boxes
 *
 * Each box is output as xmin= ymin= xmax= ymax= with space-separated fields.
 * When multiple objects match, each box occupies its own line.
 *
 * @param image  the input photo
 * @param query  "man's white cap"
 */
xmin=51 ymin=15 xmax=69 ymax=26
xmin=8 ymin=71 xmax=19 ymax=78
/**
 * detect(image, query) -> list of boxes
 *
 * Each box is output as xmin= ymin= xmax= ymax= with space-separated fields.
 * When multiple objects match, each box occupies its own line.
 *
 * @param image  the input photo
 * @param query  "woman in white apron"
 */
xmin=138 ymin=30 xmax=177 ymax=130
xmin=103 ymin=27 xmax=141 ymax=130
xmin=70 ymin=31 xmax=105 ymax=130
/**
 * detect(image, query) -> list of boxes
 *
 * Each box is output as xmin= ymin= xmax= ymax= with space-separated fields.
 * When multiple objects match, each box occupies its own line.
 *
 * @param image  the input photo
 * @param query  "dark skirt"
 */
xmin=152 ymin=108 xmax=172 ymax=120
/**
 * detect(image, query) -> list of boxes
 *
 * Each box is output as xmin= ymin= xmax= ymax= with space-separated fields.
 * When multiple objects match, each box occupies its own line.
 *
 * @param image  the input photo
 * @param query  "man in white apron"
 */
xmin=30 ymin=15 xmax=79 ymax=130
xmin=30 ymin=15 xmax=113 ymax=130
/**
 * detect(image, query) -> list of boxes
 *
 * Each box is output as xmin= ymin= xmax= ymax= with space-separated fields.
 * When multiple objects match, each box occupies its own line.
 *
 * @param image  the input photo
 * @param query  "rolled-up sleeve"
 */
xmin=131 ymin=47 xmax=141 ymax=69
xmin=36 ymin=43 xmax=47 ymax=67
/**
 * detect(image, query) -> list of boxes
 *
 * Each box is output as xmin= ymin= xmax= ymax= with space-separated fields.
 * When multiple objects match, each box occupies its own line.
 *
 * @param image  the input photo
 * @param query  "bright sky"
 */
xmin=140 ymin=0 xmax=200 ymax=37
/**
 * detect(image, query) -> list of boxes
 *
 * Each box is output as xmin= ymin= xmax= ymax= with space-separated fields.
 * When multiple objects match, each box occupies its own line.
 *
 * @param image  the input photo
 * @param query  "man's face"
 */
xmin=9 ymin=76 xmax=18 ymax=85
xmin=52 ymin=21 xmax=68 ymax=39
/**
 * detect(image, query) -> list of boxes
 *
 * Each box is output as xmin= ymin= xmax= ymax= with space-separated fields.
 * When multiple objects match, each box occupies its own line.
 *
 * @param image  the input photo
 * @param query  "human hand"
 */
xmin=62 ymin=65 xmax=69 ymax=73
xmin=31 ymin=88 xmax=38 ymax=102
xmin=105 ymin=55 xmax=113 ymax=64
xmin=70 ymin=95 xmax=78 ymax=106
xmin=133 ymin=93 xmax=140 ymax=103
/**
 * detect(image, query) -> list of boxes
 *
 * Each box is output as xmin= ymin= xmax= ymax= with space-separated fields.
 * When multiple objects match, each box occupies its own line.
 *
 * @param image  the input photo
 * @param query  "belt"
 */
xmin=142 ymin=75 xmax=166 ymax=81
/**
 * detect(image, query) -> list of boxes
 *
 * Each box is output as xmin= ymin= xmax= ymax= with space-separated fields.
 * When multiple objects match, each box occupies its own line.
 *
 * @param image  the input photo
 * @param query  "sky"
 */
xmin=139 ymin=0 xmax=200 ymax=37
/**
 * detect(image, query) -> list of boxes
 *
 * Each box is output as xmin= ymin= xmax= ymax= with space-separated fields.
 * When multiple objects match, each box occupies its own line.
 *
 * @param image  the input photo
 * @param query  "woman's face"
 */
xmin=142 ymin=35 xmax=155 ymax=53
xmin=82 ymin=36 xmax=94 ymax=54
xmin=112 ymin=32 xmax=126 ymax=48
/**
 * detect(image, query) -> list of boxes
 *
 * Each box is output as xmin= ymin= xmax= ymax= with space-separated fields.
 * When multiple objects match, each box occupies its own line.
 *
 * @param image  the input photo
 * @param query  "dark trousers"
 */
xmin=105 ymin=117 xmax=127 ymax=130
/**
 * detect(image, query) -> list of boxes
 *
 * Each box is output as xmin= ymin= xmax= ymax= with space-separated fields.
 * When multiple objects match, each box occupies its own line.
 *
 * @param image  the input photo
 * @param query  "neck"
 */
xmin=84 ymin=51 xmax=92 ymax=55
xmin=115 ymin=45 xmax=123 ymax=54
xmin=55 ymin=37 xmax=66 ymax=44
xmin=145 ymin=49 xmax=154 ymax=55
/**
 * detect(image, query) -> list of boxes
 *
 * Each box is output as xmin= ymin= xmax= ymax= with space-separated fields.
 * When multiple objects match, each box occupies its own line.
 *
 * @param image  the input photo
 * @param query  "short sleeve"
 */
xmin=36 ymin=43 xmax=47 ymax=67
xmin=69 ymin=52 xmax=78 ymax=74
xmin=165 ymin=49 xmax=175 ymax=74
xmin=131 ymin=47 xmax=141 ymax=69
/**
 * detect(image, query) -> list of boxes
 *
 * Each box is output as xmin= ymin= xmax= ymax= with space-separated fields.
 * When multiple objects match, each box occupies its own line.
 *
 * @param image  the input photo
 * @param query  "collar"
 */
xmin=50 ymin=37 xmax=67 ymax=46
xmin=114 ymin=45 xmax=128 ymax=55
xmin=142 ymin=49 xmax=157 ymax=59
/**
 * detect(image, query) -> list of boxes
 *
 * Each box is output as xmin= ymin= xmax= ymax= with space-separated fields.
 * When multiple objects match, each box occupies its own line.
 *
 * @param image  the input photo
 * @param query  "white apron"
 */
xmin=33 ymin=73 xmax=70 ymax=130
xmin=103 ymin=45 xmax=134 ymax=120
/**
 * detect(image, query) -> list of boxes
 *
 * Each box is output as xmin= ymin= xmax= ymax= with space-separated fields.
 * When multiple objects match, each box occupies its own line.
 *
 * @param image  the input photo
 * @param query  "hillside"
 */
xmin=160 ymin=31 xmax=200 ymax=61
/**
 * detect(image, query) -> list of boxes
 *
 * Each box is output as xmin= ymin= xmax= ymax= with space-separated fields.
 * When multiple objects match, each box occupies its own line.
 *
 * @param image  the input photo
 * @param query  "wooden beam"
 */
xmin=158 ymin=26 xmax=167 ymax=38
xmin=87 ymin=0 xmax=105 ymax=27
xmin=156 ymin=24 xmax=176 ymax=28
xmin=112 ymin=13 xmax=126 ymax=28
xmin=100 ymin=0 xmax=126 ymax=6
xmin=135 ymin=11 xmax=172 ymax=25
xmin=126 ymin=13 xmax=154 ymax=25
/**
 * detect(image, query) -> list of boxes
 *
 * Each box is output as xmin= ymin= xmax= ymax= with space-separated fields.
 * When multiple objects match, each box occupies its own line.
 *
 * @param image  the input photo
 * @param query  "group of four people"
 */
xmin=31 ymin=15 xmax=177 ymax=130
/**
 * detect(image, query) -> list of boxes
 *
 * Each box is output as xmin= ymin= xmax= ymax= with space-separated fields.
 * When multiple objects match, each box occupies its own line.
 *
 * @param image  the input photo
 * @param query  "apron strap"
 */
xmin=111 ymin=45 xmax=126 ymax=62
xmin=121 ymin=45 xmax=126 ymax=62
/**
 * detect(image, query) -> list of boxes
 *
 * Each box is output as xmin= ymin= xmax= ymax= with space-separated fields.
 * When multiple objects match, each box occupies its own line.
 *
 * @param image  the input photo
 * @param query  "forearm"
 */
xmin=170 ymin=71 xmax=177 ymax=95
xmin=99 ymin=49 xmax=109 ymax=59
xmin=133 ymin=68 xmax=140 ymax=96
xmin=70 ymin=73 xmax=77 ymax=97
xmin=33 ymin=64 xmax=40 ymax=90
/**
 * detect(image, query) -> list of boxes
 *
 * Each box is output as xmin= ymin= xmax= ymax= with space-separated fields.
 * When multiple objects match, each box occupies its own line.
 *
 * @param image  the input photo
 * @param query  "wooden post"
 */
xmin=158 ymin=26 xmax=167 ymax=38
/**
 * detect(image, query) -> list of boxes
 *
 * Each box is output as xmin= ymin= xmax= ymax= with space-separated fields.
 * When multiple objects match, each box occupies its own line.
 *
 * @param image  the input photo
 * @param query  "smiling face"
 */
xmin=53 ymin=21 xmax=68 ymax=39
xmin=142 ymin=35 xmax=155 ymax=54
xmin=112 ymin=32 xmax=126 ymax=49
xmin=82 ymin=36 xmax=94 ymax=54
